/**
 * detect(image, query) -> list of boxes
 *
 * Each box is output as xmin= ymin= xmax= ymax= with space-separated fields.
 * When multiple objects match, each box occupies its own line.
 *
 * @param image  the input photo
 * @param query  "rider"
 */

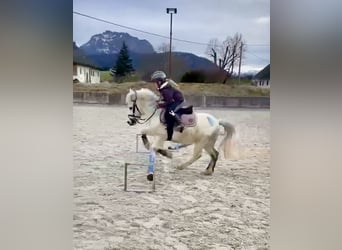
xmin=151 ymin=70 xmax=184 ymax=141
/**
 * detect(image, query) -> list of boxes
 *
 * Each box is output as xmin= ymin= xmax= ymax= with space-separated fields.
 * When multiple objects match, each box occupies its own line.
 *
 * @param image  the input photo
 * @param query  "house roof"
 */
xmin=73 ymin=61 xmax=102 ymax=70
xmin=254 ymin=64 xmax=270 ymax=80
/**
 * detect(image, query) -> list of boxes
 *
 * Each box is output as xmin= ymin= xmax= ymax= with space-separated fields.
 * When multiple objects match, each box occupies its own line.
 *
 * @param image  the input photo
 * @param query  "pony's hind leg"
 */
xmin=202 ymin=145 xmax=219 ymax=175
xmin=176 ymin=142 xmax=204 ymax=170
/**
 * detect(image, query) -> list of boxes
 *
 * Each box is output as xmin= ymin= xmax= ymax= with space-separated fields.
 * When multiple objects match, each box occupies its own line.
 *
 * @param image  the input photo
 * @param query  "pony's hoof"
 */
xmin=166 ymin=151 xmax=173 ymax=159
xmin=176 ymin=165 xmax=185 ymax=170
xmin=156 ymin=149 xmax=172 ymax=159
xmin=147 ymin=173 xmax=153 ymax=181
xmin=201 ymin=170 xmax=213 ymax=176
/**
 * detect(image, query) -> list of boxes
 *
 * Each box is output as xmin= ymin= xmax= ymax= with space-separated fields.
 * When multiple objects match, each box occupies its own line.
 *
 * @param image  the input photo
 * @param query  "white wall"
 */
xmin=89 ymin=68 xmax=100 ymax=84
xmin=73 ymin=65 xmax=100 ymax=84
xmin=252 ymin=79 xmax=271 ymax=89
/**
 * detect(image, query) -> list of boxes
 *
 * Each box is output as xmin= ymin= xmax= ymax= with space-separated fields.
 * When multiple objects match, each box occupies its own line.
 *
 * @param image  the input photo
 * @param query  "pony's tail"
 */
xmin=218 ymin=120 xmax=239 ymax=159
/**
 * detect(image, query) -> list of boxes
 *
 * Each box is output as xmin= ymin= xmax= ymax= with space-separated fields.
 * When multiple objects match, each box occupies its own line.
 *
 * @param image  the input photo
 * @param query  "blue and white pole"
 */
xmin=147 ymin=149 xmax=156 ymax=181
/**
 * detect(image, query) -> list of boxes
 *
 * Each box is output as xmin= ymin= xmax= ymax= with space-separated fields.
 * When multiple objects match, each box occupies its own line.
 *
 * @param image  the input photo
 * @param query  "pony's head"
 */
xmin=125 ymin=88 xmax=159 ymax=126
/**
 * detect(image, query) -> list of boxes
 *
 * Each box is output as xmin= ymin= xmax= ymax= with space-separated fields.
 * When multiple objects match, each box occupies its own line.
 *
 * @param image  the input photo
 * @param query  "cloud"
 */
xmin=255 ymin=16 xmax=270 ymax=24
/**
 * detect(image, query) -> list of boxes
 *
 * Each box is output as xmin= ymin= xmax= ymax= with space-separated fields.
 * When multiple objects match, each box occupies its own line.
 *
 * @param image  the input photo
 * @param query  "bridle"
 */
xmin=127 ymin=89 xmax=158 ymax=126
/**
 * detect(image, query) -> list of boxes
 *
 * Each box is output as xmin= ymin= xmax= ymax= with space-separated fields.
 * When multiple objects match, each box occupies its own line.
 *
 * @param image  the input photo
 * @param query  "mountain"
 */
xmin=75 ymin=31 xmax=219 ymax=81
xmin=73 ymin=42 xmax=100 ymax=67
xmin=138 ymin=52 xmax=219 ymax=81
xmin=172 ymin=52 xmax=218 ymax=71
xmin=80 ymin=30 xmax=155 ymax=55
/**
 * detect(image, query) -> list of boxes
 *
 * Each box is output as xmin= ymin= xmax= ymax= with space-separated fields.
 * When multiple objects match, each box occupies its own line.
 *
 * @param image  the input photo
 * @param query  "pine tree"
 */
xmin=113 ymin=42 xmax=134 ymax=79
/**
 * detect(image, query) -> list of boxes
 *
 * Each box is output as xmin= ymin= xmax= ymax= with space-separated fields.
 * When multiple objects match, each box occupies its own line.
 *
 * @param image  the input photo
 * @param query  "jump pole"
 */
xmin=123 ymin=162 xmax=156 ymax=192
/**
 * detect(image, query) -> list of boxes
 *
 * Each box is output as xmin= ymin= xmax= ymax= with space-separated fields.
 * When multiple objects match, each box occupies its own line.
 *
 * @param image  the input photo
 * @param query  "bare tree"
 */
xmin=206 ymin=33 xmax=246 ymax=83
xmin=205 ymin=38 xmax=219 ymax=66
xmin=157 ymin=42 xmax=175 ymax=53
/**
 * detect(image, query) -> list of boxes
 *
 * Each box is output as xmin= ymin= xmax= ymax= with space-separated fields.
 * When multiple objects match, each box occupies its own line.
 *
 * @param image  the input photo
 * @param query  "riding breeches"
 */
xmin=165 ymin=102 xmax=182 ymax=140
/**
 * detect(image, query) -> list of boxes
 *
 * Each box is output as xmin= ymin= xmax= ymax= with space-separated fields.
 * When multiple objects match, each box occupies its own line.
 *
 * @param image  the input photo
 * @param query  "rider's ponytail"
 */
xmin=167 ymin=79 xmax=180 ymax=90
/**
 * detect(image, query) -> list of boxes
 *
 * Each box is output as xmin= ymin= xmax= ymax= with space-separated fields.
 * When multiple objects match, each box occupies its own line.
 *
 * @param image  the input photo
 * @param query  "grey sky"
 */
xmin=73 ymin=0 xmax=270 ymax=73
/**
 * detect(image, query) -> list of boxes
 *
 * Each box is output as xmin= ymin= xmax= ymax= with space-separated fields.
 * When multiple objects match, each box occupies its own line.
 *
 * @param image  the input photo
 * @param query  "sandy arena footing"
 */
xmin=73 ymin=105 xmax=270 ymax=250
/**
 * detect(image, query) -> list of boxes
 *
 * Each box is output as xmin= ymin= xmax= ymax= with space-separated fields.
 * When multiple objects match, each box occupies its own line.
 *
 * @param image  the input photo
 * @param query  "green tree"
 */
xmin=113 ymin=42 xmax=134 ymax=79
xmin=181 ymin=70 xmax=206 ymax=83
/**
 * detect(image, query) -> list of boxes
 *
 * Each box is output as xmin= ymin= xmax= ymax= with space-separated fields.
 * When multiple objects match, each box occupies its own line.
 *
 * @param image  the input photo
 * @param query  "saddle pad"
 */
xmin=180 ymin=114 xmax=197 ymax=127
xmin=160 ymin=110 xmax=197 ymax=127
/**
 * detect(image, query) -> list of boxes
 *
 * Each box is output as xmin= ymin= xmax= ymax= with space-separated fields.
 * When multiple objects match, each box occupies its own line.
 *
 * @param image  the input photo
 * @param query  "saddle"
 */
xmin=160 ymin=105 xmax=197 ymax=128
xmin=177 ymin=105 xmax=193 ymax=115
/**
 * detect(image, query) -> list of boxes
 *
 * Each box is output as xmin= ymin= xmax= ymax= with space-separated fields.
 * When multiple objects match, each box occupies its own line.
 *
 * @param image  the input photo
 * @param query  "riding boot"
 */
xmin=166 ymin=123 xmax=173 ymax=141
xmin=174 ymin=114 xmax=184 ymax=133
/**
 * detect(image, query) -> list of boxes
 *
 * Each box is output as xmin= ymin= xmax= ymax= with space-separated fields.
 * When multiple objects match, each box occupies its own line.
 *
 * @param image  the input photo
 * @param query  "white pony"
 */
xmin=125 ymin=88 xmax=236 ymax=175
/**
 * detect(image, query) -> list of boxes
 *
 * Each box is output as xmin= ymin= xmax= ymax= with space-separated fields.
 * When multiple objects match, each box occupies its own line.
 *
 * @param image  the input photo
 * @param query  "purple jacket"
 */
xmin=159 ymin=85 xmax=184 ymax=108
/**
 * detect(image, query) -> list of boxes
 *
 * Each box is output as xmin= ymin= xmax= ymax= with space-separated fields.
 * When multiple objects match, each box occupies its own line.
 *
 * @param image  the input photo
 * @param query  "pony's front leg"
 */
xmin=141 ymin=125 xmax=172 ymax=159
xmin=141 ymin=134 xmax=151 ymax=150
xmin=140 ymin=125 xmax=160 ymax=150
xmin=152 ymin=136 xmax=172 ymax=159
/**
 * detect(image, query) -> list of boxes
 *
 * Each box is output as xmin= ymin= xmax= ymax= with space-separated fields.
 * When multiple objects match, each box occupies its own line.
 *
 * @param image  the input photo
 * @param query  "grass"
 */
xmin=100 ymin=71 xmax=113 ymax=82
xmin=74 ymin=80 xmax=270 ymax=97
xmin=77 ymin=71 xmax=270 ymax=97
xmin=100 ymin=71 xmax=141 ymax=83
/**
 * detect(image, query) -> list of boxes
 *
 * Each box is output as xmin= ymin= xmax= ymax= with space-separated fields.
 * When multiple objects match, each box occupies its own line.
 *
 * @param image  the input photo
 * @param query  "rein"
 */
xmin=136 ymin=106 xmax=157 ymax=124
xmin=129 ymin=89 xmax=158 ymax=124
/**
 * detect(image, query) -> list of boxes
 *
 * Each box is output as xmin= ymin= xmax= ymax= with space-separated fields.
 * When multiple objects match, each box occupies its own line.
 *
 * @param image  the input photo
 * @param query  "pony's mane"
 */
xmin=138 ymin=88 xmax=159 ymax=101
xmin=126 ymin=88 xmax=158 ymax=103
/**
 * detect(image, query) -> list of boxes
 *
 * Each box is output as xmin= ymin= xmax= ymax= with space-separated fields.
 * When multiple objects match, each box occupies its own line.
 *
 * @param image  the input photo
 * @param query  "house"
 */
xmin=252 ymin=64 xmax=270 ymax=88
xmin=73 ymin=62 xmax=101 ymax=84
